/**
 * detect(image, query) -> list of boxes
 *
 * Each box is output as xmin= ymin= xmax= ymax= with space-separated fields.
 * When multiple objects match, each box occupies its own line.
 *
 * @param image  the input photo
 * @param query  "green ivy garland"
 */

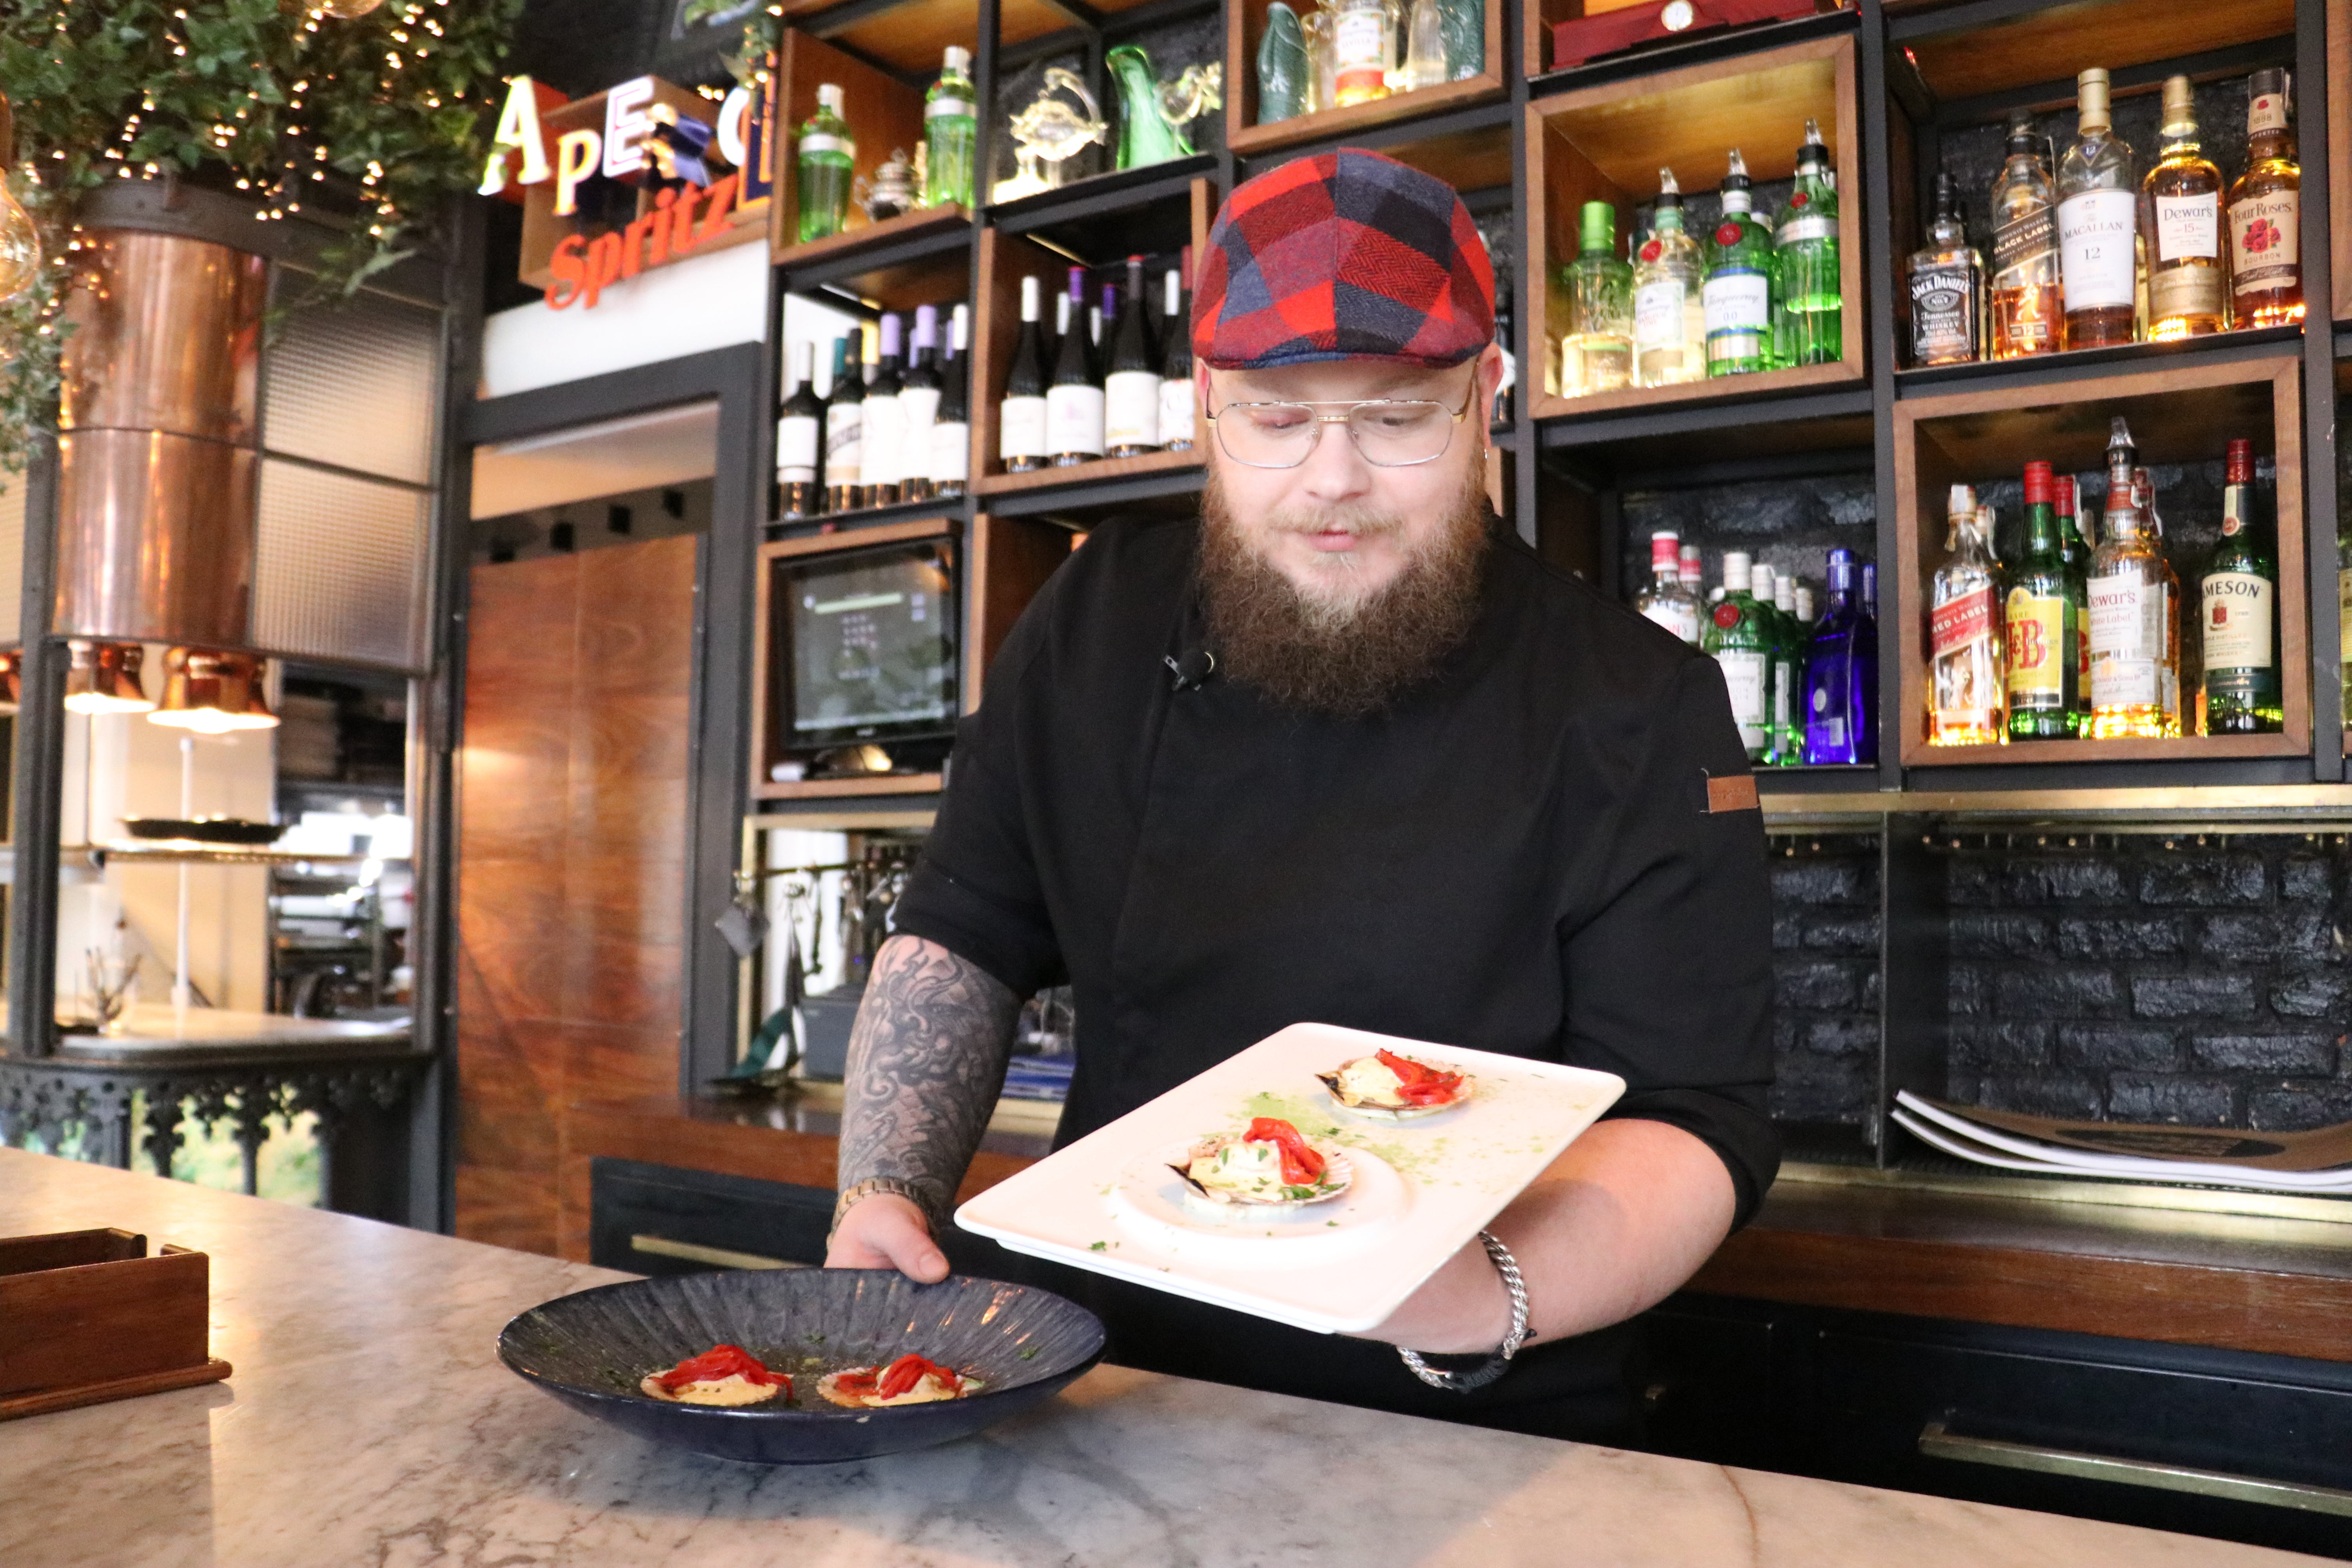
xmin=0 ymin=0 xmax=522 ymax=471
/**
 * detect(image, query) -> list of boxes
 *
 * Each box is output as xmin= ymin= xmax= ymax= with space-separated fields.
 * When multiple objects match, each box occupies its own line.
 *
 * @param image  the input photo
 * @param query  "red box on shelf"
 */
xmin=1550 ymin=0 xmax=1830 ymax=73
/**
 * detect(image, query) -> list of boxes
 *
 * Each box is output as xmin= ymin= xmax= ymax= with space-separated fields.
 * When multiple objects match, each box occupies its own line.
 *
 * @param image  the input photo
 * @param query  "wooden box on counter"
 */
xmin=0 ymin=1229 xmax=232 ymax=1421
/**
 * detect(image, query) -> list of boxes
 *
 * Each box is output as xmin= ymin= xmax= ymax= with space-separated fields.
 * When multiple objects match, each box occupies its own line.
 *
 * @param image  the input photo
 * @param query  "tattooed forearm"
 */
xmin=837 ymin=934 xmax=1023 ymax=1234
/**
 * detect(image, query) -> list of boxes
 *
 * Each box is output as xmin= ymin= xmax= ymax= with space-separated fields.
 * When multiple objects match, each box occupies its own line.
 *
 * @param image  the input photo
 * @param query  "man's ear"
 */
xmin=1473 ymin=343 xmax=1506 ymax=439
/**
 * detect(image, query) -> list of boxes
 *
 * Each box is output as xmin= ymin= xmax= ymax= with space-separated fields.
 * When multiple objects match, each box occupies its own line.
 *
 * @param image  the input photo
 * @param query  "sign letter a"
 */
xmin=480 ymin=76 xmax=567 ymax=198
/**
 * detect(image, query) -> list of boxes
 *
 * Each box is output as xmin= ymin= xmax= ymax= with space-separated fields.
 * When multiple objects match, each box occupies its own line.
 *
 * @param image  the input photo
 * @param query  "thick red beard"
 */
xmin=1196 ymin=461 xmax=1493 ymax=719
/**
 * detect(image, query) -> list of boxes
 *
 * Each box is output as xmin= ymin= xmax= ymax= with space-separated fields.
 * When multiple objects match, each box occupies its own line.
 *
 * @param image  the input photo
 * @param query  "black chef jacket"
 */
xmin=893 ymin=513 xmax=1777 ymax=1442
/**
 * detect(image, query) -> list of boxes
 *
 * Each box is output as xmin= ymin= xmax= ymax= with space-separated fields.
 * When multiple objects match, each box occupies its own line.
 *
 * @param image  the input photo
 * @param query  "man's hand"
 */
xmin=825 ymin=1191 xmax=950 ymax=1283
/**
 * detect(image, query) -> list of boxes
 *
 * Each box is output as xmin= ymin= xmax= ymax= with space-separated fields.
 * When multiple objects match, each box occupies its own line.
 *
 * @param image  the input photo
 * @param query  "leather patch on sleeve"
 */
xmin=1704 ymin=772 xmax=1760 ymax=814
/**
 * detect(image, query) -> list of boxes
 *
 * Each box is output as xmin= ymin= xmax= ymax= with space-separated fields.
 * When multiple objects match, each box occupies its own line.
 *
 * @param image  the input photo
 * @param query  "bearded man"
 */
xmin=825 ymin=150 xmax=1776 ymax=1441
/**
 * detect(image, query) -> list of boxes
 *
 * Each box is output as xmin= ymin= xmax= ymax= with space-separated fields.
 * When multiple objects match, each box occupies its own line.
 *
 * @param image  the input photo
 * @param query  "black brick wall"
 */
xmin=1946 ymin=838 xmax=2352 ymax=1131
xmin=1768 ymin=837 xmax=1883 ymax=1132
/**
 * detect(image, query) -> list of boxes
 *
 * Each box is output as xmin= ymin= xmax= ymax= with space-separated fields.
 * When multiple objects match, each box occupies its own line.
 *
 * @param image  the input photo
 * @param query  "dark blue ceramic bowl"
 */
xmin=497 ymin=1269 xmax=1105 ymax=1465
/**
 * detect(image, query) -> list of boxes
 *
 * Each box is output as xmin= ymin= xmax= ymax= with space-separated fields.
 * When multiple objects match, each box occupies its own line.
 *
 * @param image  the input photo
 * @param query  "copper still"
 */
xmin=54 ymin=227 xmax=267 ymax=647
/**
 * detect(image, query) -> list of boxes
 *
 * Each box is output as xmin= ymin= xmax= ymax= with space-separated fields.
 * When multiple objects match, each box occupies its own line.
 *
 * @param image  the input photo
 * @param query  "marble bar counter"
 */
xmin=0 ymin=1147 xmax=2325 ymax=1568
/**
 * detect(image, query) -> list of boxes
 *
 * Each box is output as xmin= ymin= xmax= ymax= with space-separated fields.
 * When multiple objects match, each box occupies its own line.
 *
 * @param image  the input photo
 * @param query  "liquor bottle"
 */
xmin=1493 ymin=294 xmax=1516 ymax=425
xmin=1794 ymin=584 xmax=1816 ymax=627
xmin=777 ymin=340 xmax=824 ymax=522
xmin=1678 ymin=544 xmax=1702 ymax=599
xmin=1400 ymin=0 xmax=1445 ymax=91
xmin=931 ymin=304 xmax=970 ymax=500
xmin=1773 ymin=119 xmax=1840 ymax=369
xmin=1988 ymin=110 xmax=2061 ymax=359
xmin=1049 ymin=280 xmax=1071 ymax=373
xmin=1929 ymin=483 xmax=2005 ymax=745
xmin=2141 ymin=75 xmax=2226 ymax=340
xmin=1104 ymin=256 xmax=1163 ymax=459
xmin=2201 ymin=438 xmax=2281 ymax=734
xmin=922 ymin=47 xmax=977 ymax=210
xmin=2227 ymin=68 xmax=2302 ymax=328
xmin=1702 ymin=149 xmax=1776 ymax=377
xmin=2004 ymin=461 xmax=2077 ymax=739
xmin=796 ymin=84 xmax=855 ymax=244
xmin=1561 ymin=201 xmax=1634 ymax=397
xmin=2055 ymin=474 xmax=2092 ymax=733
xmin=1047 ymin=270 xmax=1106 ymax=466
xmin=1633 ymin=170 xmax=1706 ymax=388
xmin=1158 ymin=265 xmax=1194 ymax=452
xmin=2087 ymin=417 xmax=2180 ymax=738
xmin=1909 ymin=173 xmax=1982 ymax=367
xmin=1803 ymin=548 xmax=1876 ymax=765
xmin=1257 ymin=3 xmax=1308 ymax=125
xmin=1331 ymin=0 xmax=1392 ymax=107
xmin=823 ymin=333 xmax=865 ymax=512
xmin=1704 ymin=552 xmax=1773 ymax=762
xmin=1000 ymin=276 xmax=1050 ymax=474
xmin=1633 ymin=531 xmax=1701 ymax=646
xmin=862 ymin=312 xmax=905 ymax=508
xmin=2057 ymin=68 xmax=2138 ymax=350
xmin=1769 ymin=570 xmax=1803 ymax=763
xmin=898 ymin=305 xmax=943 ymax=504
xmin=1749 ymin=561 xmax=1788 ymax=766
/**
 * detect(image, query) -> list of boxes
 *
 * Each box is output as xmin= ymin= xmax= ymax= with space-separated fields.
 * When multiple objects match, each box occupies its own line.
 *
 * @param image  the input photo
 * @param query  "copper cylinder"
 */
xmin=54 ymin=227 xmax=265 ymax=645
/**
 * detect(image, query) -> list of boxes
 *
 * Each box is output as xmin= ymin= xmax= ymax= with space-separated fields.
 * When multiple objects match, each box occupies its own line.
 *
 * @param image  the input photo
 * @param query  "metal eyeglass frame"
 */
xmin=1202 ymin=372 xmax=1480 ymax=470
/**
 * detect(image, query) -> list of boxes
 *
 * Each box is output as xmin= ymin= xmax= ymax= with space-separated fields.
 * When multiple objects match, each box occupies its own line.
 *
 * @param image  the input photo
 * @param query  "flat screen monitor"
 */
xmin=777 ymin=538 xmax=958 ymax=752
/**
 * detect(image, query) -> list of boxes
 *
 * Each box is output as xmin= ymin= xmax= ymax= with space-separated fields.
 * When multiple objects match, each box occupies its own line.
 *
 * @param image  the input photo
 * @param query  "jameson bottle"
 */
xmin=822 ymin=334 xmax=865 ymax=512
xmin=776 ymin=340 xmax=824 ymax=521
xmin=1702 ymin=149 xmax=1775 ymax=377
xmin=2087 ymin=417 xmax=2180 ymax=738
xmin=2201 ymin=438 xmax=2281 ymax=733
xmin=1633 ymin=530 xmax=1701 ymax=646
xmin=1909 ymin=173 xmax=1982 ymax=367
xmin=795 ymin=84 xmax=855 ymax=244
xmin=1989 ymin=110 xmax=2061 ymax=359
xmin=1562 ymin=200 xmax=1634 ymax=396
xmin=2227 ymin=68 xmax=2302 ymax=328
xmin=1929 ymin=483 xmax=2005 ymax=745
xmin=1773 ymin=119 xmax=1840 ymax=369
xmin=2141 ymin=75 xmax=2226 ymax=340
xmin=922 ymin=47 xmax=977 ymax=209
xmin=1804 ymin=548 xmax=1876 ymax=764
xmin=1158 ymin=264 xmax=1194 ymax=451
xmin=2058 ymin=68 xmax=2138 ymax=350
xmin=1000 ymin=276 xmax=1050 ymax=472
xmin=1633 ymin=169 xmax=1706 ymax=387
xmin=1704 ymin=552 xmax=1773 ymax=762
xmin=2005 ymin=461 xmax=2077 ymax=738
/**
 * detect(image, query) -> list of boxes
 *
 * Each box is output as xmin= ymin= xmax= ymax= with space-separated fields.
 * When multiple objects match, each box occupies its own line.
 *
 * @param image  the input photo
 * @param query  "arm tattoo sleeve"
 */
xmin=837 ymin=934 xmax=1023 ymax=1234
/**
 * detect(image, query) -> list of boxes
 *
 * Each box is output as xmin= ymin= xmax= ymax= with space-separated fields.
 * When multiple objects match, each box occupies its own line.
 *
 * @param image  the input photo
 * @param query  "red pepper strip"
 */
xmin=657 ymin=1343 xmax=786 ymax=1392
xmin=1245 ymin=1116 xmax=1327 ymax=1185
xmin=1376 ymin=1049 xmax=1464 ymax=1105
xmin=876 ymin=1353 xmax=961 ymax=1400
xmin=831 ymin=1368 xmax=880 ymax=1399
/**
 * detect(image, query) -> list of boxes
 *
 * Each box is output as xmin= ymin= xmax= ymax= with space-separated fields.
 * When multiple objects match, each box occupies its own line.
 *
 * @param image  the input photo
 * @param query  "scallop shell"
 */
xmin=1316 ymin=1057 xmax=1472 ymax=1121
xmin=1167 ymin=1135 xmax=1355 ymax=1219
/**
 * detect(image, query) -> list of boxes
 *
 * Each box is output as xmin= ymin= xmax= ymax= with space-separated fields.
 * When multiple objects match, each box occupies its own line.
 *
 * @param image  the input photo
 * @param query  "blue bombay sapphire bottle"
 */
xmin=1802 ymin=548 xmax=1878 ymax=764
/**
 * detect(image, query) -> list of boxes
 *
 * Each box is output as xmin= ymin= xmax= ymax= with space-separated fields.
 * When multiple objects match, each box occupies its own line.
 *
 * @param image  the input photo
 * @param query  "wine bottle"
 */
xmin=777 ymin=339 xmax=824 ymax=521
xmin=898 ymin=304 xmax=942 ymax=504
xmin=1105 ymin=256 xmax=1163 ymax=458
xmin=862 ymin=312 xmax=905 ymax=508
xmin=823 ymin=333 xmax=865 ymax=513
xmin=1001 ymin=276 xmax=1050 ymax=474
xmin=931 ymin=303 xmax=970 ymax=499
xmin=1158 ymin=265 xmax=1194 ymax=452
xmin=1047 ymin=270 xmax=1105 ymax=466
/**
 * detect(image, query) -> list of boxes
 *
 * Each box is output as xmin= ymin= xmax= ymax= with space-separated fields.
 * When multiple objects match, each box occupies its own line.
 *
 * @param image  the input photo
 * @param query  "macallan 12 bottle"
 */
xmin=2057 ymin=68 xmax=2138 ymax=350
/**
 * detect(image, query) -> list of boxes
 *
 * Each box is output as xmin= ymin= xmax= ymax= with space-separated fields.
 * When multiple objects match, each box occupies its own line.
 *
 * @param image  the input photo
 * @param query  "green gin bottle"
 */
xmin=1773 ymin=118 xmax=1841 ymax=367
xmin=2004 ymin=461 xmax=2078 ymax=739
xmin=922 ymin=47 xmax=976 ymax=209
xmin=1702 ymin=149 xmax=1777 ymax=376
xmin=2201 ymin=439 xmax=2283 ymax=733
xmin=796 ymin=84 xmax=855 ymax=243
xmin=1560 ymin=201 xmax=1633 ymax=397
xmin=1705 ymin=552 xmax=1775 ymax=762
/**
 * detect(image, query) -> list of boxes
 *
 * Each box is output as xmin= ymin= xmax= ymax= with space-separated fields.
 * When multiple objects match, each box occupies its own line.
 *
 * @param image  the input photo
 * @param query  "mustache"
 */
xmin=1263 ymin=508 xmax=1407 ymax=539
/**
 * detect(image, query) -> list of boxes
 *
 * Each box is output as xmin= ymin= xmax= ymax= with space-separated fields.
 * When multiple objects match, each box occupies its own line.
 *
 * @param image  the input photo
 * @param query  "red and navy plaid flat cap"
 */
xmin=1192 ymin=148 xmax=1495 ymax=371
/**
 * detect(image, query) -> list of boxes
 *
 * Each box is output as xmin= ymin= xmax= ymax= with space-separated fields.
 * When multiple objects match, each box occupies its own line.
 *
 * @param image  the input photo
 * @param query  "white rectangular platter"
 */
xmin=955 ymin=1022 xmax=1625 ymax=1335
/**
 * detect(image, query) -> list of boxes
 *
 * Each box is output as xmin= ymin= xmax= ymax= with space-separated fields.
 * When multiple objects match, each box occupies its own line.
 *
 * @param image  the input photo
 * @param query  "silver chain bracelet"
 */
xmin=1397 ymin=1229 xmax=1530 ymax=1393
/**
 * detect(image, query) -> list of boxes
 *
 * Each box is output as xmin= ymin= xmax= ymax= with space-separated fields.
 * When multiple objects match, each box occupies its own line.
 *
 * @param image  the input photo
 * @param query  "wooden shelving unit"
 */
xmin=1224 ymin=0 xmax=1506 ymax=156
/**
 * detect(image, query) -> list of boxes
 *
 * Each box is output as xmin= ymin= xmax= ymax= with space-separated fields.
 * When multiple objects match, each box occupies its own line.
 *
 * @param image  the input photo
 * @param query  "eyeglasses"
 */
xmin=1203 ymin=376 xmax=1477 ymax=469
